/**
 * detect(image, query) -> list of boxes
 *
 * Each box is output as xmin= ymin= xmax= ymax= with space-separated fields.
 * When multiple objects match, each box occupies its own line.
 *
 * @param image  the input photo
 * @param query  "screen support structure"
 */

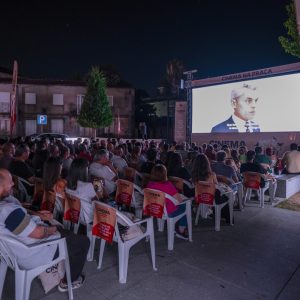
xmin=183 ymin=69 xmax=197 ymax=144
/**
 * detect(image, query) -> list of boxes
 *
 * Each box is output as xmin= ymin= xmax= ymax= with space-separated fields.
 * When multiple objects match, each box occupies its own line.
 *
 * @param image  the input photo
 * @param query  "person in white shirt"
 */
xmin=89 ymin=149 xmax=118 ymax=195
xmin=0 ymin=169 xmax=89 ymax=292
xmin=111 ymin=145 xmax=128 ymax=178
xmin=66 ymin=158 xmax=97 ymax=225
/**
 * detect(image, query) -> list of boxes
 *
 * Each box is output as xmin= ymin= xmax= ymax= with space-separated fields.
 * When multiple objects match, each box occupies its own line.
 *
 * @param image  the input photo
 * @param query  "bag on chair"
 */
xmin=39 ymin=261 xmax=65 ymax=293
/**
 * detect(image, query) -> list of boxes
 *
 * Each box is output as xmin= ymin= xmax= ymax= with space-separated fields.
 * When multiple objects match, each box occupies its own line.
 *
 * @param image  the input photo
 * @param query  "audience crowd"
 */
xmin=0 ymin=134 xmax=299 ymax=293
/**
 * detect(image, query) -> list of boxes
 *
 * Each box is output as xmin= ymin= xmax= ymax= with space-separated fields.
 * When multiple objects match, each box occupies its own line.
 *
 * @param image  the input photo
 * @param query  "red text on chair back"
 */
xmin=116 ymin=179 xmax=134 ymax=206
xmin=41 ymin=190 xmax=56 ymax=212
xmin=143 ymin=188 xmax=165 ymax=218
xmin=243 ymin=172 xmax=261 ymax=190
xmin=195 ymin=181 xmax=215 ymax=205
xmin=64 ymin=193 xmax=81 ymax=224
xmin=92 ymin=202 xmax=116 ymax=243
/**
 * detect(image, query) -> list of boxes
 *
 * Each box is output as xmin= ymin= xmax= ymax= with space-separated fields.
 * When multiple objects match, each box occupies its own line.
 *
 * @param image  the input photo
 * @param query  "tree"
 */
xmin=279 ymin=2 xmax=300 ymax=58
xmin=166 ymin=59 xmax=185 ymax=95
xmin=134 ymin=89 xmax=157 ymax=124
xmin=78 ymin=67 xmax=113 ymax=138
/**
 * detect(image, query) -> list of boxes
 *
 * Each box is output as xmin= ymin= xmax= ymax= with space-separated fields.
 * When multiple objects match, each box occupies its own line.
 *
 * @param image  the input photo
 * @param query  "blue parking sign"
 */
xmin=37 ymin=115 xmax=47 ymax=125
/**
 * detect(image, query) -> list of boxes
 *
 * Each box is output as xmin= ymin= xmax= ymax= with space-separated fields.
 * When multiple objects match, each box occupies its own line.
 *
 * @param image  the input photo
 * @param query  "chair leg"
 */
xmin=195 ymin=205 xmax=201 ymax=225
xmin=186 ymin=203 xmax=193 ymax=242
xmin=15 ymin=270 xmax=26 ymax=300
xmin=0 ymin=262 xmax=8 ymax=299
xmin=167 ymin=219 xmax=175 ymax=251
xmin=215 ymin=206 xmax=221 ymax=231
xmin=238 ymin=185 xmax=243 ymax=210
xmin=260 ymin=189 xmax=264 ymax=208
xmin=149 ymin=222 xmax=157 ymax=271
xmin=64 ymin=256 xmax=74 ymax=300
xmin=228 ymin=194 xmax=234 ymax=226
xmin=24 ymin=274 xmax=35 ymax=300
xmin=86 ymin=230 xmax=94 ymax=262
xmin=118 ymin=243 xmax=129 ymax=284
xmin=157 ymin=218 xmax=165 ymax=232
xmin=97 ymin=239 xmax=106 ymax=269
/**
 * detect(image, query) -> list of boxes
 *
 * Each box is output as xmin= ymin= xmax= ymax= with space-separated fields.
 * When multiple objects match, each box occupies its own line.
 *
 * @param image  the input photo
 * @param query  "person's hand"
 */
xmin=38 ymin=210 xmax=53 ymax=221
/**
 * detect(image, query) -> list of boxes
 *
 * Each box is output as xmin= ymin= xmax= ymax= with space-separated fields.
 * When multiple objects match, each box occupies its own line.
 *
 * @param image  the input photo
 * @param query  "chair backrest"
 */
xmin=64 ymin=192 xmax=81 ymax=224
xmin=92 ymin=201 xmax=117 ymax=243
xmin=143 ymin=188 xmax=165 ymax=218
xmin=242 ymin=172 xmax=261 ymax=190
xmin=195 ymin=181 xmax=215 ymax=205
xmin=116 ymin=179 xmax=134 ymax=206
xmin=41 ymin=190 xmax=56 ymax=212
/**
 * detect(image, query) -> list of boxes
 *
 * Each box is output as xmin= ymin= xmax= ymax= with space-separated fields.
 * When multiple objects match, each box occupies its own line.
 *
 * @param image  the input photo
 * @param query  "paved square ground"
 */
xmin=2 ymin=202 xmax=300 ymax=300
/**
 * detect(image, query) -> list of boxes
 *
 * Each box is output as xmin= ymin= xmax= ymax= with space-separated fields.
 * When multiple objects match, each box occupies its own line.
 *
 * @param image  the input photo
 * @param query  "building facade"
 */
xmin=0 ymin=73 xmax=135 ymax=137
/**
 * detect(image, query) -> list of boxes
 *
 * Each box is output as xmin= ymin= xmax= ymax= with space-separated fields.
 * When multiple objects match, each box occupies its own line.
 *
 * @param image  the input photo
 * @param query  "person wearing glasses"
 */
xmin=211 ymin=83 xmax=261 ymax=133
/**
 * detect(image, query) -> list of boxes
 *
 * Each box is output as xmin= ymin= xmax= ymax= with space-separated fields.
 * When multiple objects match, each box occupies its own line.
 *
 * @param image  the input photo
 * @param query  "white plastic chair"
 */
xmin=90 ymin=201 xmax=157 ymax=283
xmin=216 ymin=175 xmax=244 ymax=210
xmin=0 ymin=235 xmax=73 ymax=300
xmin=168 ymin=176 xmax=195 ymax=196
xmin=143 ymin=188 xmax=193 ymax=251
xmin=194 ymin=181 xmax=234 ymax=231
xmin=63 ymin=192 xmax=93 ymax=261
xmin=115 ymin=179 xmax=144 ymax=218
xmin=242 ymin=172 xmax=270 ymax=208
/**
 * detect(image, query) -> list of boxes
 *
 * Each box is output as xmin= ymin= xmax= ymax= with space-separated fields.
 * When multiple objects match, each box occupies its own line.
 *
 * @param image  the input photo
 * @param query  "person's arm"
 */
xmin=29 ymin=225 xmax=58 ymax=239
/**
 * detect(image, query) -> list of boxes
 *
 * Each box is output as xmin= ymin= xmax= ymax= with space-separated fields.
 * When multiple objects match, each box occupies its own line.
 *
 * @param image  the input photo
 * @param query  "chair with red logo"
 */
xmin=143 ymin=188 xmax=192 ymax=250
xmin=242 ymin=172 xmax=269 ymax=208
xmin=194 ymin=181 xmax=234 ymax=231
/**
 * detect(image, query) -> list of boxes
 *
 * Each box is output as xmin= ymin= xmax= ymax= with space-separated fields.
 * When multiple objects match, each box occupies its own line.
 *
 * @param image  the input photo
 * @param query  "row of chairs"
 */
xmin=0 ymin=170 xmax=272 ymax=300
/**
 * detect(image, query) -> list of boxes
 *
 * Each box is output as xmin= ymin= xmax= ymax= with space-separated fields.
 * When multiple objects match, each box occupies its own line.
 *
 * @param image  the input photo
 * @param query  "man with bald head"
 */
xmin=211 ymin=83 xmax=261 ymax=133
xmin=0 ymin=169 xmax=89 ymax=292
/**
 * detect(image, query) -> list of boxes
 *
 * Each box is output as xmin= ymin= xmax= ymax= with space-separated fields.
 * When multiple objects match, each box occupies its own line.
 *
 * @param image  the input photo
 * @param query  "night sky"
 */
xmin=1 ymin=0 xmax=299 ymax=94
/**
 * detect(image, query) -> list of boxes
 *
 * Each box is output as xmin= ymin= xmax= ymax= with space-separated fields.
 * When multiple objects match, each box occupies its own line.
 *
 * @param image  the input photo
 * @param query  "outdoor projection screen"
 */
xmin=192 ymin=72 xmax=300 ymax=133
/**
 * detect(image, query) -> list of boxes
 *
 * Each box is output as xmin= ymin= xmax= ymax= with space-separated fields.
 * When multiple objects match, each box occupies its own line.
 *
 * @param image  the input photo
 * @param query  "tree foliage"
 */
xmin=78 ymin=67 xmax=113 ymax=129
xmin=134 ymin=89 xmax=157 ymax=124
xmin=279 ymin=2 xmax=300 ymax=58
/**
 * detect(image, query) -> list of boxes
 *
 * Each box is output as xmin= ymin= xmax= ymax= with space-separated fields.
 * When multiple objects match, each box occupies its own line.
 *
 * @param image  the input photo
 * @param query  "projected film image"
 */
xmin=192 ymin=72 xmax=300 ymax=133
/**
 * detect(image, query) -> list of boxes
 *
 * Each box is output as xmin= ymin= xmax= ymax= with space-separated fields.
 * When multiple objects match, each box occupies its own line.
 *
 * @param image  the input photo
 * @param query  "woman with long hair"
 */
xmin=66 ymin=158 xmax=97 ymax=225
xmin=167 ymin=152 xmax=193 ymax=197
xmin=41 ymin=157 xmax=66 ymax=213
xmin=146 ymin=164 xmax=188 ymax=239
xmin=191 ymin=153 xmax=217 ymax=184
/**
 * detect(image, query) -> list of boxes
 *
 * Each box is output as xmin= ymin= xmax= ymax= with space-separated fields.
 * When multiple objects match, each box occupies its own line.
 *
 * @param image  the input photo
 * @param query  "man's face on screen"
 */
xmin=232 ymin=94 xmax=258 ymax=121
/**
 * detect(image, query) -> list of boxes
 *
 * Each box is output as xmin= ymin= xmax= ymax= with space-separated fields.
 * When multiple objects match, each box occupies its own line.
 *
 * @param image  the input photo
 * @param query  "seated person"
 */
xmin=0 ymin=169 xmax=89 ymax=292
xmin=146 ymin=164 xmax=188 ymax=240
xmin=254 ymin=146 xmax=272 ymax=173
xmin=281 ymin=143 xmax=300 ymax=174
xmin=240 ymin=150 xmax=267 ymax=187
xmin=89 ymin=149 xmax=117 ymax=196
xmin=66 ymin=158 xmax=97 ymax=225
xmin=211 ymin=150 xmax=239 ymax=190
xmin=9 ymin=143 xmax=42 ymax=196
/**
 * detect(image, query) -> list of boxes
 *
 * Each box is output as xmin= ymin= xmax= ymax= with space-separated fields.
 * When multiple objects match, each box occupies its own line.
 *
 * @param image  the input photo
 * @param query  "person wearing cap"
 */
xmin=211 ymin=83 xmax=261 ymax=133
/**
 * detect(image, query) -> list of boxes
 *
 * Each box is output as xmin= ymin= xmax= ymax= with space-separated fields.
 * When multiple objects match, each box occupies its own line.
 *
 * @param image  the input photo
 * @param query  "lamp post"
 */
xmin=183 ymin=69 xmax=198 ymax=144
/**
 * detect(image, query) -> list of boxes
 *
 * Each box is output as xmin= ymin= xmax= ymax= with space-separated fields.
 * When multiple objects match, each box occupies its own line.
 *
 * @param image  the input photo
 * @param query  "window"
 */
xmin=25 ymin=93 xmax=36 ymax=105
xmin=0 ymin=92 xmax=10 ymax=113
xmin=53 ymin=94 xmax=64 ymax=105
xmin=107 ymin=95 xmax=113 ymax=106
xmin=51 ymin=119 xmax=64 ymax=133
xmin=25 ymin=120 xmax=36 ymax=136
xmin=0 ymin=118 xmax=10 ymax=133
xmin=77 ymin=94 xmax=85 ymax=114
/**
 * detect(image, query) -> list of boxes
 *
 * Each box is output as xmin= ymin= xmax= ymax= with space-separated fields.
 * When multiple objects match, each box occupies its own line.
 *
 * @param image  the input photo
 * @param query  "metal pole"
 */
xmin=183 ymin=69 xmax=198 ymax=145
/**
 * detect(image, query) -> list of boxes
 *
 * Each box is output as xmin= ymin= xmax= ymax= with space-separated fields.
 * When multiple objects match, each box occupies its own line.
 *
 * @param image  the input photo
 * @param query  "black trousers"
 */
xmin=53 ymin=228 xmax=90 ymax=282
